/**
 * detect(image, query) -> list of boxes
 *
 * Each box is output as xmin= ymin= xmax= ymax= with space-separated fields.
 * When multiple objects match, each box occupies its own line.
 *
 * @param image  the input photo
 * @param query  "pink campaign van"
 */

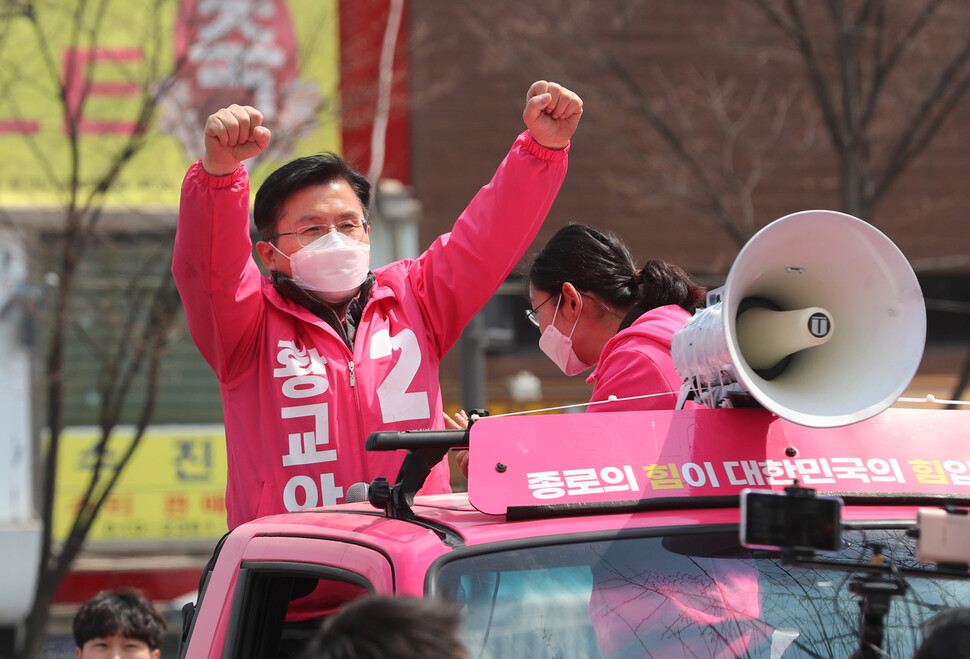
xmin=176 ymin=407 xmax=970 ymax=659
xmin=176 ymin=212 xmax=970 ymax=658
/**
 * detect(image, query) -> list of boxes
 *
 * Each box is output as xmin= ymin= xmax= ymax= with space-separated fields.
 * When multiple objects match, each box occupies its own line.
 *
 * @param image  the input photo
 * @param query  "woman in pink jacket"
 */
xmin=526 ymin=223 xmax=706 ymax=412
xmin=527 ymin=225 xmax=768 ymax=657
xmin=444 ymin=225 xmax=766 ymax=655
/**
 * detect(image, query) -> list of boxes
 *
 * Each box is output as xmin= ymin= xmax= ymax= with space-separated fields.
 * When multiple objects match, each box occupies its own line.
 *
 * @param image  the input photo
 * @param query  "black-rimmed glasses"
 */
xmin=525 ymin=294 xmax=557 ymax=328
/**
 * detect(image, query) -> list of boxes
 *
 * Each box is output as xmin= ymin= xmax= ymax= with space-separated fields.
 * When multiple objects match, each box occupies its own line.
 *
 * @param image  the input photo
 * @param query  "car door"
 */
xmin=182 ymin=535 xmax=394 ymax=659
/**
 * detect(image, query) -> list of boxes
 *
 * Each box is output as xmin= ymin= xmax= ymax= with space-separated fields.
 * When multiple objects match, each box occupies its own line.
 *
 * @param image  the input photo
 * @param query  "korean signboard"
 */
xmin=0 ymin=0 xmax=408 ymax=207
xmin=53 ymin=425 xmax=229 ymax=541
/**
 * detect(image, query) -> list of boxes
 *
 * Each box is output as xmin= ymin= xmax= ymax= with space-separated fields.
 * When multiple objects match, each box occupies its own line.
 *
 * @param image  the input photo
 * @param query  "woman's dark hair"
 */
xmin=73 ymin=589 xmax=166 ymax=650
xmin=529 ymin=223 xmax=706 ymax=314
xmin=253 ymin=151 xmax=371 ymax=241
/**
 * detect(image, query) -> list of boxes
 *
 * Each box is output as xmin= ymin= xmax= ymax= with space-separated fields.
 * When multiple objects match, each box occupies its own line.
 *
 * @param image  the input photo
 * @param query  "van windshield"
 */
xmin=433 ymin=526 xmax=970 ymax=658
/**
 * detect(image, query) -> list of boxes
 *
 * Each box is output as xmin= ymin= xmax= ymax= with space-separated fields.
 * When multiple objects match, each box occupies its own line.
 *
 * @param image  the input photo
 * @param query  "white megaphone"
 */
xmin=671 ymin=209 xmax=926 ymax=427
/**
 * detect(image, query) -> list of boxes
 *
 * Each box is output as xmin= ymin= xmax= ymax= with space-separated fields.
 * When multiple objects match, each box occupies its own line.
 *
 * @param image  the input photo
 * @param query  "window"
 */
xmin=919 ymin=273 xmax=970 ymax=346
xmin=479 ymin=278 xmax=542 ymax=354
xmin=432 ymin=526 xmax=970 ymax=658
xmin=223 ymin=563 xmax=371 ymax=659
xmin=40 ymin=229 xmax=224 ymax=425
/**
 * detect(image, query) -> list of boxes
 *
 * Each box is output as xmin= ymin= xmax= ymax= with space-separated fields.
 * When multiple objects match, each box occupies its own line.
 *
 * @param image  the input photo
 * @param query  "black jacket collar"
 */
xmin=271 ymin=272 xmax=376 ymax=350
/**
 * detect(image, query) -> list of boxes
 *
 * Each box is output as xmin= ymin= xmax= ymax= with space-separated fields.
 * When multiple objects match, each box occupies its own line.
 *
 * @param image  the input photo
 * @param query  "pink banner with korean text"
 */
xmin=468 ymin=408 xmax=970 ymax=516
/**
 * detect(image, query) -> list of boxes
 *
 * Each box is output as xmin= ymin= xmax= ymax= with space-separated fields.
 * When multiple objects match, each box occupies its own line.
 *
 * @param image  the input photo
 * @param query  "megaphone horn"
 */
xmin=735 ymin=298 xmax=834 ymax=378
xmin=671 ymin=210 xmax=926 ymax=428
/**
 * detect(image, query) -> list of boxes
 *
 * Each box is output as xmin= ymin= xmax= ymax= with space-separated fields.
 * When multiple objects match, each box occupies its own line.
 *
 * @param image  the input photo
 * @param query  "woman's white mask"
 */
xmin=538 ymin=295 xmax=593 ymax=376
xmin=273 ymin=230 xmax=370 ymax=305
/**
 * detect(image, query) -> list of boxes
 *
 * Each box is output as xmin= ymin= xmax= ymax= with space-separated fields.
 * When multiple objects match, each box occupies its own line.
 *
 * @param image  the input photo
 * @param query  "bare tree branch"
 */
xmin=874 ymin=38 xmax=970 ymax=205
xmin=861 ymin=0 xmax=943 ymax=128
xmin=6 ymin=0 xmax=186 ymax=655
xmin=746 ymin=0 xmax=970 ymax=221
xmin=54 ymin=274 xmax=181 ymax=589
xmin=750 ymin=0 xmax=847 ymax=152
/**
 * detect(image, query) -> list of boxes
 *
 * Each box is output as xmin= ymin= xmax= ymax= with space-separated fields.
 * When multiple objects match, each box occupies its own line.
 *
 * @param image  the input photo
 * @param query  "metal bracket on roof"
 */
xmin=364 ymin=429 xmax=469 ymax=520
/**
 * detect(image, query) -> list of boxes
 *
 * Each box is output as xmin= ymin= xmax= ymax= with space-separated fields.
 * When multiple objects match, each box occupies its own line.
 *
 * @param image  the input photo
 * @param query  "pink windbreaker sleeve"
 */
xmin=403 ymin=131 xmax=569 ymax=359
xmin=173 ymin=162 xmax=264 ymax=383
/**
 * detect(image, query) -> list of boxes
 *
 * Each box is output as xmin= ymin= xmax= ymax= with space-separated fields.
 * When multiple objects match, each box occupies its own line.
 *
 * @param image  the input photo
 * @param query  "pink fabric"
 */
xmin=173 ymin=131 xmax=568 ymax=529
xmin=586 ymin=304 xmax=691 ymax=412
xmin=584 ymin=306 xmax=767 ymax=657
xmin=589 ymin=556 xmax=770 ymax=658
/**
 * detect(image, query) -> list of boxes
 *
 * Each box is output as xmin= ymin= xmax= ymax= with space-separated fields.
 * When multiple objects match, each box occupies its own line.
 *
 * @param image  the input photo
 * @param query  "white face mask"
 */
xmin=538 ymin=295 xmax=593 ymax=376
xmin=274 ymin=230 xmax=371 ymax=304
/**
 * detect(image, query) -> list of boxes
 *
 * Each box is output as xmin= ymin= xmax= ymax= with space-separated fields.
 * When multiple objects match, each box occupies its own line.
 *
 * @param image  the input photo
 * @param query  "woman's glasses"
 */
xmin=525 ymin=294 xmax=557 ymax=328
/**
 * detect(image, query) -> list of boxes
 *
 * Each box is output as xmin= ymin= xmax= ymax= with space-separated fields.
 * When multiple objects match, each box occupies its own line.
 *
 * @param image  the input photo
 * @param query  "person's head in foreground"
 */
xmin=914 ymin=606 xmax=970 ymax=659
xmin=298 ymin=595 xmax=468 ymax=659
xmin=73 ymin=589 xmax=166 ymax=659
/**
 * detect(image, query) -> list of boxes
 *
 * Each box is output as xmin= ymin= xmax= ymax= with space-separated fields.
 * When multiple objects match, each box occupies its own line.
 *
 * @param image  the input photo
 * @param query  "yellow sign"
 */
xmin=0 ymin=0 xmax=340 ymax=207
xmin=53 ymin=425 xmax=229 ymax=542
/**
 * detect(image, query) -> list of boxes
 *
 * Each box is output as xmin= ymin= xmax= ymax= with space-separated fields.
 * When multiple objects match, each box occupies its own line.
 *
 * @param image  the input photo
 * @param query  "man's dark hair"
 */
xmin=73 ymin=589 xmax=166 ymax=650
xmin=529 ymin=223 xmax=706 ymax=314
xmin=298 ymin=595 xmax=466 ymax=659
xmin=253 ymin=152 xmax=372 ymax=241
xmin=914 ymin=607 xmax=970 ymax=659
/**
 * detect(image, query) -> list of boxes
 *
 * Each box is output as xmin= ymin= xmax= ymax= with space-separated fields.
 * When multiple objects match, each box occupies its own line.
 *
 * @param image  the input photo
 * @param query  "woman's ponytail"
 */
xmin=634 ymin=260 xmax=706 ymax=314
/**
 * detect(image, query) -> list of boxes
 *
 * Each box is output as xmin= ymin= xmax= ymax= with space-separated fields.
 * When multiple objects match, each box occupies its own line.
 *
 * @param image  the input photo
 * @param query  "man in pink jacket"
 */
xmin=174 ymin=81 xmax=583 ymax=529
